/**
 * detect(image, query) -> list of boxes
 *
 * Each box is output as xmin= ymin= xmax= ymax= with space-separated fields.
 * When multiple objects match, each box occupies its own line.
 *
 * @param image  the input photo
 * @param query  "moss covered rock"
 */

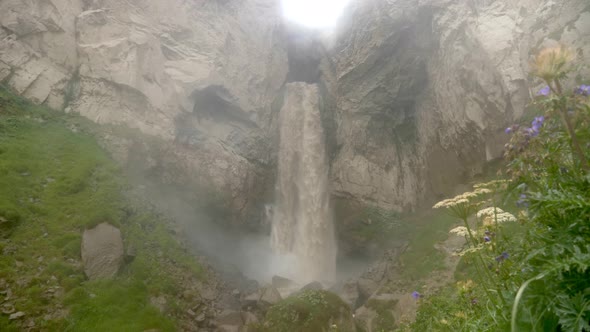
xmin=255 ymin=290 xmax=355 ymax=332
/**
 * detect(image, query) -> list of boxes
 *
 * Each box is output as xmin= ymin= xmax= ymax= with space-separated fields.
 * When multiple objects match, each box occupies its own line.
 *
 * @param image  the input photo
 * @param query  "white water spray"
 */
xmin=271 ymin=82 xmax=337 ymax=284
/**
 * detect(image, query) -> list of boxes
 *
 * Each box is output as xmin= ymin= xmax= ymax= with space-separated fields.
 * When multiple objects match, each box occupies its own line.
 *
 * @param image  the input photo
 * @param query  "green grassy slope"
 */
xmin=0 ymin=86 xmax=204 ymax=331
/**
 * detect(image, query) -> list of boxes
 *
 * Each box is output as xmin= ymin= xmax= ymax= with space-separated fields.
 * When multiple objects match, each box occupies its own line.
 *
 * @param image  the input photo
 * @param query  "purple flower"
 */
xmin=537 ymin=86 xmax=551 ymax=96
xmin=516 ymin=193 xmax=529 ymax=207
xmin=484 ymin=236 xmax=491 ymax=242
xmin=529 ymin=116 xmax=545 ymax=136
xmin=411 ymin=291 xmax=421 ymax=300
xmin=495 ymin=252 xmax=510 ymax=262
xmin=575 ymin=84 xmax=590 ymax=96
xmin=505 ymin=127 xmax=513 ymax=134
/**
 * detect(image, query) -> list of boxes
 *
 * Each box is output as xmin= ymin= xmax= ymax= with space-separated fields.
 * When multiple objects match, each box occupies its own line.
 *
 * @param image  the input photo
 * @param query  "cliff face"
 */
xmin=324 ymin=0 xmax=590 ymax=211
xmin=1 ymin=0 xmax=589 ymax=223
xmin=0 ymin=0 xmax=288 ymax=220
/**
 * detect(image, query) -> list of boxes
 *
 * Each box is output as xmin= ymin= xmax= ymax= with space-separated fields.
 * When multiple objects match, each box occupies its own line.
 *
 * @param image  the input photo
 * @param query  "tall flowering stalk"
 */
xmin=433 ymin=186 xmax=510 ymax=307
xmin=531 ymin=46 xmax=590 ymax=171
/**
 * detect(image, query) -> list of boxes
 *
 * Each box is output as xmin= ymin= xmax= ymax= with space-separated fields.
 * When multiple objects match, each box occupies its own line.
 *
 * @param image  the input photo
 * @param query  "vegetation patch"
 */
xmin=256 ymin=290 xmax=354 ymax=332
xmin=365 ymin=298 xmax=398 ymax=331
xmin=409 ymin=47 xmax=590 ymax=331
xmin=0 ymin=86 xmax=204 ymax=331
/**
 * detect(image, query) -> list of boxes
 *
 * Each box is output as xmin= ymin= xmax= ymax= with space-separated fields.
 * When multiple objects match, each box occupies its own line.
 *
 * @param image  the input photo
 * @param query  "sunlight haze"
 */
xmin=281 ymin=0 xmax=352 ymax=28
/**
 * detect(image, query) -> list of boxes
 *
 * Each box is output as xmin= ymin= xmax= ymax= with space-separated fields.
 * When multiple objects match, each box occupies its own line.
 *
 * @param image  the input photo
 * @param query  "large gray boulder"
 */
xmin=259 ymin=286 xmax=282 ymax=306
xmin=81 ymin=223 xmax=124 ymax=280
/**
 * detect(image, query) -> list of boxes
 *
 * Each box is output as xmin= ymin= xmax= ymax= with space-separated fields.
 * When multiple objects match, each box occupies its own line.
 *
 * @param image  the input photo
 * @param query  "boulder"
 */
xmin=219 ymin=293 xmax=241 ymax=311
xmin=241 ymin=311 xmax=258 ymax=325
xmin=357 ymin=278 xmax=379 ymax=300
xmin=332 ymin=281 xmax=360 ymax=309
xmin=259 ymin=286 xmax=282 ymax=306
xmin=81 ymin=223 xmax=124 ymax=280
xmin=301 ymin=281 xmax=323 ymax=291
xmin=215 ymin=310 xmax=243 ymax=326
xmin=271 ymin=275 xmax=296 ymax=289
xmin=354 ymin=293 xmax=409 ymax=331
xmin=260 ymin=290 xmax=356 ymax=332
xmin=241 ymin=292 xmax=260 ymax=309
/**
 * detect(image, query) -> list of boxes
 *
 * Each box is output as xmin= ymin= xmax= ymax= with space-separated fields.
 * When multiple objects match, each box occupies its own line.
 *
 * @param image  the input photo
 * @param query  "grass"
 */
xmin=365 ymin=298 xmax=398 ymax=331
xmin=0 ymin=86 xmax=204 ymax=331
xmin=396 ymin=211 xmax=457 ymax=282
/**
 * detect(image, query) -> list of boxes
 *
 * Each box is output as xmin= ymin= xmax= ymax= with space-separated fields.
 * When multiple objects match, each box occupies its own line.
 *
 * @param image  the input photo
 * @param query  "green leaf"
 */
xmin=554 ymin=293 xmax=590 ymax=332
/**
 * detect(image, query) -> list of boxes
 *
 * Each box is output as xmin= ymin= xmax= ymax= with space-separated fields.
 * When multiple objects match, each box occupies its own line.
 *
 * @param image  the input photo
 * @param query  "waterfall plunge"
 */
xmin=271 ymin=82 xmax=337 ymax=284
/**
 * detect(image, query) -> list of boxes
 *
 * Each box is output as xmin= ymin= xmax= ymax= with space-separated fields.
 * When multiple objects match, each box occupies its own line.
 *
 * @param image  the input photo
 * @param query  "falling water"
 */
xmin=271 ymin=82 xmax=337 ymax=284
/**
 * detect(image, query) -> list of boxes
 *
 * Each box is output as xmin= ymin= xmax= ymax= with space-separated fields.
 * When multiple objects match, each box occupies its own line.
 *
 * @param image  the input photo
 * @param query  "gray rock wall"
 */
xmin=1 ymin=0 xmax=589 ymax=223
xmin=0 ymin=0 xmax=288 ymax=221
xmin=324 ymin=0 xmax=590 ymax=211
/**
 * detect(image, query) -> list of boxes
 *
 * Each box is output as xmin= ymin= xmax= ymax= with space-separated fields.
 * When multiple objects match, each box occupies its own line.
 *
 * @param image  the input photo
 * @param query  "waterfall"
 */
xmin=271 ymin=82 xmax=337 ymax=284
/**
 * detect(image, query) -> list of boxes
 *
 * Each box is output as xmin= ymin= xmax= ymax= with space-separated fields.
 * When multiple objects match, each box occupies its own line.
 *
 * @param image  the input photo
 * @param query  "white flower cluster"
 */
xmin=477 ymin=207 xmax=516 ymax=225
xmin=454 ymin=245 xmax=484 ymax=257
xmin=449 ymin=226 xmax=469 ymax=237
xmin=433 ymin=188 xmax=491 ymax=209
xmin=473 ymin=180 xmax=510 ymax=190
xmin=476 ymin=207 xmax=504 ymax=218
xmin=495 ymin=212 xmax=517 ymax=223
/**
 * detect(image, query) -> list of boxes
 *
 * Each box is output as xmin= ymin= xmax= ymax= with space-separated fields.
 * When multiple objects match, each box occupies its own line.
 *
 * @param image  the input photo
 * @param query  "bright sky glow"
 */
xmin=281 ymin=0 xmax=352 ymax=29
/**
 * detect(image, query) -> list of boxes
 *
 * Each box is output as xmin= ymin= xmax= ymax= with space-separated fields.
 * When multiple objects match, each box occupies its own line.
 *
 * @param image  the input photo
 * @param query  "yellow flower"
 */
xmin=454 ymin=311 xmax=467 ymax=319
xmin=457 ymin=279 xmax=475 ymax=293
xmin=532 ymin=46 xmax=574 ymax=81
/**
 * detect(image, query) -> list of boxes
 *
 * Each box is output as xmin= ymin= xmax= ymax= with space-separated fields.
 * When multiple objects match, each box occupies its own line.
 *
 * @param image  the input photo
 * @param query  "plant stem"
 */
xmin=461 ymin=217 xmax=503 ymax=307
xmin=552 ymin=79 xmax=590 ymax=171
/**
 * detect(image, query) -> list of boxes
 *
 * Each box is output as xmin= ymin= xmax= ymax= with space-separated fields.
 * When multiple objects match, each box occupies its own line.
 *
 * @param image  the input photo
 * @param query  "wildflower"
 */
xmin=531 ymin=116 xmax=544 ymax=134
xmin=474 ymin=188 xmax=492 ymax=195
xmin=473 ymin=180 xmax=510 ymax=190
xmin=411 ymin=291 xmax=421 ymax=300
xmin=477 ymin=207 xmax=505 ymax=218
xmin=454 ymin=245 xmax=484 ymax=257
xmin=505 ymin=127 xmax=512 ymax=134
xmin=531 ymin=46 xmax=574 ymax=81
xmin=537 ymin=86 xmax=551 ymax=96
xmin=433 ymin=197 xmax=470 ymax=209
xmin=516 ymin=194 xmax=528 ymax=207
xmin=454 ymin=311 xmax=467 ymax=319
xmin=484 ymin=236 xmax=491 ymax=242
xmin=449 ymin=226 xmax=469 ymax=237
xmin=478 ymin=207 xmax=516 ymax=225
xmin=523 ymin=127 xmax=538 ymax=137
xmin=495 ymin=251 xmax=509 ymax=262
xmin=575 ymin=84 xmax=590 ymax=96
xmin=457 ymin=279 xmax=475 ymax=293
xmin=496 ymin=212 xmax=517 ymax=223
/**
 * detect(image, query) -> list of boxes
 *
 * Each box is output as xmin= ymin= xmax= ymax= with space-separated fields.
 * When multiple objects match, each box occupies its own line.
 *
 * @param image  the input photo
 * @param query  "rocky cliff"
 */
xmin=325 ymin=0 xmax=590 ymax=212
xmin=1 ymin=0 xmax=589 ymax=225
xmin=0 ymin=0 xmax=288 ymax=222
